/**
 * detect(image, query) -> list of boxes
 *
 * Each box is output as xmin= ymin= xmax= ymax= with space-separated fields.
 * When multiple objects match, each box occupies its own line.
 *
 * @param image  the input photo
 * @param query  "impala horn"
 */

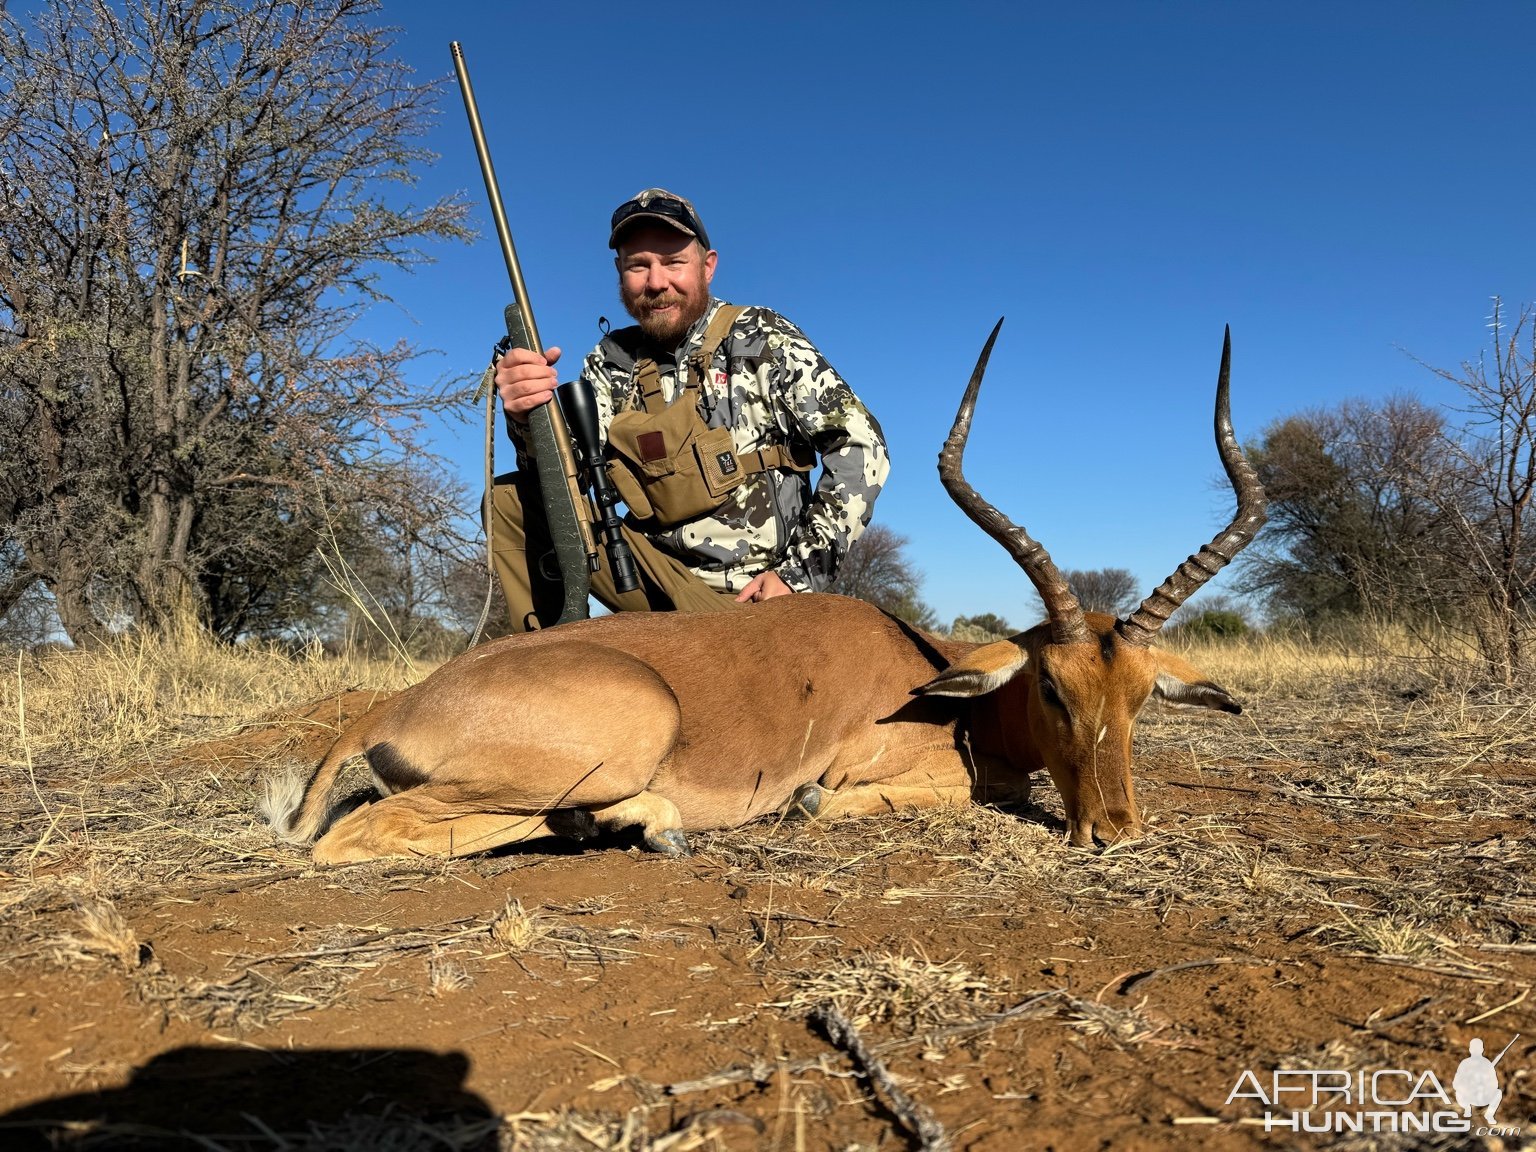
xmin=1117 ymin=327 xmax=1268 ymax=646
xmin=939 ymin=318 xmax=1092 ymax=647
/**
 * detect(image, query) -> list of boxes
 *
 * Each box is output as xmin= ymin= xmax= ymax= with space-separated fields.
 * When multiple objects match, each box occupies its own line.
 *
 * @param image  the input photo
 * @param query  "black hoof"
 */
xmin=643 ymin=828 xmax=689 ymax=856
xmin=789 ymin=783 xmax=825 ymax=818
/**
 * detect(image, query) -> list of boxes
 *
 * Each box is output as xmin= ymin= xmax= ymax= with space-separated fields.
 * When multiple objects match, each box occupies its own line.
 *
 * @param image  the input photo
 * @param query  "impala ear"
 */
xmin=915 ymin=640 xmax=1031 ymax=698
xmin=1152 ymin=651 xmax=1242 ymax=714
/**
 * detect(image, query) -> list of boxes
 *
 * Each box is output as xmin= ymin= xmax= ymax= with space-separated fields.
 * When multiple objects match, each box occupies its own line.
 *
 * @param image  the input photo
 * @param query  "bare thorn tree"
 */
xmin=1420 ymin=298 xmax=1536 ymax=683
xmin=1063 ymin=567 xmax=1140 ymax=616
xmin=0 ymin=0 xmax=471 ymax=643
xmin=828 ymin=523 xmax=937 ymax=629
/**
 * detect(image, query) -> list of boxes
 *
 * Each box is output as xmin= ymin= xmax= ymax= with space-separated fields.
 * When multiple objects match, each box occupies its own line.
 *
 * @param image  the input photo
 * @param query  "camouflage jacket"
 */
xmin=520 ymin=298 xmax=888 ymax=594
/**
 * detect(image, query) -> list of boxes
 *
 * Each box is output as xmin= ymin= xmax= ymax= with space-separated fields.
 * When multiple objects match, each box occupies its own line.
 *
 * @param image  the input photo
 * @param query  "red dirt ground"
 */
xmin=1 ymin=690 xmax=1531 ymax=1151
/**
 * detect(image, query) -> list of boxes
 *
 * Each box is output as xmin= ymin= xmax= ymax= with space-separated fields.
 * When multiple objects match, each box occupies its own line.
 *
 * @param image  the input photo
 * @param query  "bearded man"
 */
xmin=491 ymin=188 xmax=889 ymax=630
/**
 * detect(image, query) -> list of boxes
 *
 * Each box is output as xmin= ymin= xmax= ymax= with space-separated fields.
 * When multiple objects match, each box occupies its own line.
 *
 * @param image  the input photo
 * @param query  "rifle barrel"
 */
xmin=450 ymin=41 xmax=594 ymax=624
xmin=449 ymin=42 xmax=541 ymax=354
xmin=1491 ymin=1032 xmax=1520 ymax=1066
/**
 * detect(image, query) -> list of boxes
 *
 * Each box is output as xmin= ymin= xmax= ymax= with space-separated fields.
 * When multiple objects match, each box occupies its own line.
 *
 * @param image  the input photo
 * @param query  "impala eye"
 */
xmin=1039 ymin=678 xmax=1063 ymax=709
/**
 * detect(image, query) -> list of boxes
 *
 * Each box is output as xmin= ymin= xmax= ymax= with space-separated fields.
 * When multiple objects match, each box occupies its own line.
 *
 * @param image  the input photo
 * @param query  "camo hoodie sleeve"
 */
xmin=761 ymin=312 xmax=890 ymax=592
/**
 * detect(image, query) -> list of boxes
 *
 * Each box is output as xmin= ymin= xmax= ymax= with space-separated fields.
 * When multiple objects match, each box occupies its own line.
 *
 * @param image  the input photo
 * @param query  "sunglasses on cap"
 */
xmin=608 ymin=189 xmax=710 ymax=250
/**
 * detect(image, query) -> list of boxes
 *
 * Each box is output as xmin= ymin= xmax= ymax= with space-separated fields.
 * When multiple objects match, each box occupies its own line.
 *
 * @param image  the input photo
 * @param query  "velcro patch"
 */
xmin=716 ymin=451 xmax=739 ymax=476
xmin=637 ymin=431 xmax=666 ymax=462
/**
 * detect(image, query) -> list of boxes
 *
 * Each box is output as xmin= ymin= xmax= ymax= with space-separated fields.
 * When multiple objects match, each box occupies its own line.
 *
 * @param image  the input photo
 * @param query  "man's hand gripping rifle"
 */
xmin=452 ymin=43 xmax=637 ymax=624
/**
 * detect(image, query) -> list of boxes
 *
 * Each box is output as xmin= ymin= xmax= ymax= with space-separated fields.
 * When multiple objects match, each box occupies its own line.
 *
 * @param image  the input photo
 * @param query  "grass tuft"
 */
xmin=773 ymin=951 xmax=1001 ymax=1032
xmin=488 ymin=897 xmax=556 ymax=955
xmin=51 ymin=898 xmax=144 ymax=973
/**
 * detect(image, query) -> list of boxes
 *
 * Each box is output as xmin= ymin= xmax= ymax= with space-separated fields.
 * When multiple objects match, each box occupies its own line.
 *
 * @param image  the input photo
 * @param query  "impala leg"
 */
xmin=798 ymin=780 xmax=972 ymax=820
xmin=586 ymin=790 xmax=688 ymax=855
xmin=311 ymin=792 xmax=564 ymax=865
xmin=788 ymin=749 xmax=975 ymax=821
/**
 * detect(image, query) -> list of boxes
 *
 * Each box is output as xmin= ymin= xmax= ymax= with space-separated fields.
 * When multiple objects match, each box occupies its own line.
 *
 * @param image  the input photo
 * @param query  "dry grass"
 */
xmin=0 ymin=624 xmax=422 ymax=905
xmin=499 ymin=1108 xmax=752 ymax=1152
xmin=0 ymin=626 xmax=439 ymax=1034
xmin=489 ymin=896 xmax=558 ymax=954
xmin=1166 ymin=619 xmax=1528 ymax=701
xmin=484 ymin=896 xmax=639 ymax=967
xmin=48 ymin=898 xmax=145 ymax=973
xmin=28 ymin=1111 xmax=506 ymax=1152
xmin=771 ymin=951 xmax=1002 ymax=1031
xmin=1 ymin=623 xmax=415 ymax=772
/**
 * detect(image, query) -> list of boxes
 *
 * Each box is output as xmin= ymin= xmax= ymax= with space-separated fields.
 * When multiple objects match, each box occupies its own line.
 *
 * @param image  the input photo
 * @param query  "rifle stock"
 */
xmin=451 ymin=42 xmax=595 ymax=625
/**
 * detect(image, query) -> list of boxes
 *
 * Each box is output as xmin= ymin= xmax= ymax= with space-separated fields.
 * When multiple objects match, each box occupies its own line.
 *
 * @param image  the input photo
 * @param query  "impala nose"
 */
xmin=1067 ymin=814 xmax=1142 ymax=850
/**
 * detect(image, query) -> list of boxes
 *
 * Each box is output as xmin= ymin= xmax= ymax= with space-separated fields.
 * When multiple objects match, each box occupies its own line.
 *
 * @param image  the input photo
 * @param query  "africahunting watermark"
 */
xmin=1225 ymin=1034 xmax=1522 ymax=1136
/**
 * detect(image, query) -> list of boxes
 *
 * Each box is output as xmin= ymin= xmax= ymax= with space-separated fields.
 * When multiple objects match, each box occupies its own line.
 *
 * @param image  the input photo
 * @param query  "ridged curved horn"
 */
xmin=1117 ymin=327 xmax=1268 ymax=646
xmin=939 ymin=319 xmax=1092 ymax=647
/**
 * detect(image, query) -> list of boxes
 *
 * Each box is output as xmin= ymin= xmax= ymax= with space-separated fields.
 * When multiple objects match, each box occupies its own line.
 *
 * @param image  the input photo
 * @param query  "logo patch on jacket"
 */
xmin=637 ymin=431 xmax=666 ymax=462
xmin=716 ymin=451 xmax=739 ymax=476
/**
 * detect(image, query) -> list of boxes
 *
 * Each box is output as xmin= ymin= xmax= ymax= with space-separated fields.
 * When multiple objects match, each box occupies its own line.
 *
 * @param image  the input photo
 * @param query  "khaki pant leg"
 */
xmin=600 ymin=524 xmax=741 ymax=616
xmin=488 ymin=471 xmax=567 ymax=632
xmin=489 ymin=473 xmax=737 ymax=631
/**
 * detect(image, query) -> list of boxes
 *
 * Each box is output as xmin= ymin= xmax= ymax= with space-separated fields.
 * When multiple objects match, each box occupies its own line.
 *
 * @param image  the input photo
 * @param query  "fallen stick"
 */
xmin=664 ymin=991 xmax=1059 ymax=1097
xmin=1117 ymin=956 xmax=1271 ymax=996
xmin=810 ymin=1004 xmax=951 ymax=1152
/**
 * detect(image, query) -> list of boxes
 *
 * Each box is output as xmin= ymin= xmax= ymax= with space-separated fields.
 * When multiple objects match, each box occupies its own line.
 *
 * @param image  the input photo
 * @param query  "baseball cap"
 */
xmin=608 ymin=188 xmax=710 ymax=250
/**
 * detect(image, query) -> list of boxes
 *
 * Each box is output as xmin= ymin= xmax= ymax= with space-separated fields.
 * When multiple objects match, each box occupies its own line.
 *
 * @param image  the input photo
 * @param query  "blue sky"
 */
xmin=367 ymin=1 xmax=1536 ymax=627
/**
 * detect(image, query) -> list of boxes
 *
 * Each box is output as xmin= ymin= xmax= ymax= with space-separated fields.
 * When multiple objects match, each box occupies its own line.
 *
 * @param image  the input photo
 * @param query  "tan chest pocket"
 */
xmin=606 ymin=402 xmax=745 ymax=528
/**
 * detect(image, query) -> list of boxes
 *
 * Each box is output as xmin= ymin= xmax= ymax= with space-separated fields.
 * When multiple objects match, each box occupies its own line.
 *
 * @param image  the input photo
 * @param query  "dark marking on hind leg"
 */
xmin=547 ymin=807 xmax=599 ymax=842
xmin=366 ymin=741 xmax=429 ymax=792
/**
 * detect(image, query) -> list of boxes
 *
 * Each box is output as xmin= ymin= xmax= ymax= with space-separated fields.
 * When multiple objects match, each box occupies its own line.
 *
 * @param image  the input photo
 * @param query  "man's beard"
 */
xmin=623 ymin=287 xmax=711 ymax=346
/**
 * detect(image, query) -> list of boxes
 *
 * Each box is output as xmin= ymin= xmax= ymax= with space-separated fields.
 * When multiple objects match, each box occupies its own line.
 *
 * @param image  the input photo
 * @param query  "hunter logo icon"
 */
xmin=1224 ymin=1029 xmax=1524 ymax=1135
xmin=1455 ymin=1034 xmax=1517 ymax=1124
xmin=716 ymin=450 xmax=738 ymax=476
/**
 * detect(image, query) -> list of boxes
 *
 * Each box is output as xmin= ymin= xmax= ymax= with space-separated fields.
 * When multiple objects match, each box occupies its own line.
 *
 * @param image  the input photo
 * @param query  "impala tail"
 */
xmin=259 ymin=723 xmax=372 ymax=844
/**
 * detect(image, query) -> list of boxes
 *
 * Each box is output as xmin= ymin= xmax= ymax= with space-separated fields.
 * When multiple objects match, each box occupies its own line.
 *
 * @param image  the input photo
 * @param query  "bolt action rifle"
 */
xmin=1491 ymin=1033 xmax=1520 ymax=1066
xmin=451 ymin=43 xmax=637 ymax=626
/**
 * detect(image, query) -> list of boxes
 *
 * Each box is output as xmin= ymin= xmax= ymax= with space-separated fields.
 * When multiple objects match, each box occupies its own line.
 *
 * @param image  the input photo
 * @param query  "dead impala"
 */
xmin=263 ymin=321 xmax=1266 ymax=863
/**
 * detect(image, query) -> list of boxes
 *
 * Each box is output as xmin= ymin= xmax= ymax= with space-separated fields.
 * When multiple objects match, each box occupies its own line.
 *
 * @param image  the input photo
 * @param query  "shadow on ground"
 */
xmin=0 ymin=1046 xmax=497 ymax=1150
